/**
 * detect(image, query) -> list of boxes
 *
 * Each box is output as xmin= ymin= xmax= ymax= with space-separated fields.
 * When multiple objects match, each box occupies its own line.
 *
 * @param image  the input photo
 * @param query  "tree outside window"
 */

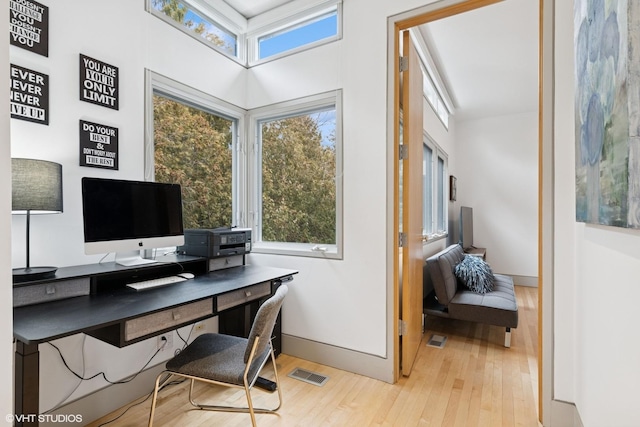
xmin=260 ymin=109 xmax=337 ymax=245
xmin=153 ymin=94 xmax=234 ymax=229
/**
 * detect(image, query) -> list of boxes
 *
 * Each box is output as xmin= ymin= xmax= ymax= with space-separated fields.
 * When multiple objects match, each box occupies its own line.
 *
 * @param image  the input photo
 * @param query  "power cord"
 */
xmin=42 ymin=335 xmax=88 ymax=414
xmin=48 ymin=339 xmax=165 ymax=385
xmin=48 ymin=325 xmax=196 ymax=424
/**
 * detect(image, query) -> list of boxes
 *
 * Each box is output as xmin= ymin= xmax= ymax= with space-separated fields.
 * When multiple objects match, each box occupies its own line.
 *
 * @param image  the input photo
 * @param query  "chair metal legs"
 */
xmin=187 ymin=346 xmax=283 ymax=426
xmin=148 ymin=345 xmax=282 ymax=427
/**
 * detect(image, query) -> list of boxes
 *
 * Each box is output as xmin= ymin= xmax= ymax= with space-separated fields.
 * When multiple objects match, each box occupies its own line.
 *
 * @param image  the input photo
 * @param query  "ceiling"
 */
xmin=419 ymin=0 xmax=539 ymax=122
xmin=222 ymin=0 xmax=292 ymax=19
xmin=219 ymin=0 xmax=539 ymax=123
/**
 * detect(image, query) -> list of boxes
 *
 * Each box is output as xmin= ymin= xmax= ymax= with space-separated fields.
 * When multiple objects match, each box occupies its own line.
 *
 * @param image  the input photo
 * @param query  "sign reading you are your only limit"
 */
xmin=79 ymin=54 xmax=119 ymax=110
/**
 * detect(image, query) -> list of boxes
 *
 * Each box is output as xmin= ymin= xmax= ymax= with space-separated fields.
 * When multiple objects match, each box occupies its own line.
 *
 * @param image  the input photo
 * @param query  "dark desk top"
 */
xmin=13 ymin=264 xmax=296 ymax=345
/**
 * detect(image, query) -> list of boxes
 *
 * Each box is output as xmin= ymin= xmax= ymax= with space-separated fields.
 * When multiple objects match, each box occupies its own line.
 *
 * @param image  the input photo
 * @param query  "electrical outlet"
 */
xmin=157 ymin=334 xmax=173 ymax=351
xmin=194 ymin=322 xmax=205 ymax=332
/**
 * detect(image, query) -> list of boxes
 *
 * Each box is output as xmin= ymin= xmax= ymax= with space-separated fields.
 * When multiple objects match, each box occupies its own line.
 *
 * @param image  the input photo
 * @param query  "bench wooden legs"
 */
xmin=504 ymin=327 xmax=512 ymax=348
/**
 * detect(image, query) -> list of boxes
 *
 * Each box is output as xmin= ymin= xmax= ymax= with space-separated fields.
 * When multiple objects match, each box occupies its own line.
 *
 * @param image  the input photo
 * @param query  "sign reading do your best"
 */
xmin=79 ymin=54 xmax=119 ymax=110
xmin=79 ymin=120 xmax=119 ymax=170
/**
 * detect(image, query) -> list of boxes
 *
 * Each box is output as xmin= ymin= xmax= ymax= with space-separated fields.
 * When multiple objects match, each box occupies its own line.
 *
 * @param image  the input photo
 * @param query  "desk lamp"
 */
xmin=12 ymin=158 xmax=63 ymax=282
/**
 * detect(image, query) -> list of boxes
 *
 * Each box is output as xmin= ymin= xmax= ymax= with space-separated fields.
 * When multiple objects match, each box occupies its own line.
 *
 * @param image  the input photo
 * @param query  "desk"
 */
xmin=13 ymin=257 xmax=296 ymax=427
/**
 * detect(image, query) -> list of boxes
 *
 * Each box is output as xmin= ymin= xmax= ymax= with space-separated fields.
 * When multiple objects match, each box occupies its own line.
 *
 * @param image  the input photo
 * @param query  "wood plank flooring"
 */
xmin=87 ymin=286 xmax=539 ymax=427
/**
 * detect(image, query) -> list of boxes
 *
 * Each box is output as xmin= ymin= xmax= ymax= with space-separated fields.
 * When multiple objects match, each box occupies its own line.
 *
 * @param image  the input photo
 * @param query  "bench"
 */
xmin=424 ymin=244 xmax=518 ymax=347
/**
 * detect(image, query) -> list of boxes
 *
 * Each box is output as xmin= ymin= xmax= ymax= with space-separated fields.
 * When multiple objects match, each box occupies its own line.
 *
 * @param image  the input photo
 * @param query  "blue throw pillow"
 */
xmin=454 ymin=255 xmax=494 ymax=294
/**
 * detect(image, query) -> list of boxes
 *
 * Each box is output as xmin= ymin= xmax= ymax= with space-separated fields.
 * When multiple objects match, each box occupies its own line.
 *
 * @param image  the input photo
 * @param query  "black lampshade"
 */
xmin=12 ymin=158 xmax=63 ymax=282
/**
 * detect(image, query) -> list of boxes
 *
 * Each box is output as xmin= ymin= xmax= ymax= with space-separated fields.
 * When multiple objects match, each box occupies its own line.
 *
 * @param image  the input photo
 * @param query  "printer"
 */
xmin=179 ymin=228 xmax=251 ymax=271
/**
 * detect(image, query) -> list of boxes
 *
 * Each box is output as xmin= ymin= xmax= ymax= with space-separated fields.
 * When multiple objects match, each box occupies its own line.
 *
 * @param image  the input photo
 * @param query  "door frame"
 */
xmin=389 ymin=0 xmax=553 ymax=424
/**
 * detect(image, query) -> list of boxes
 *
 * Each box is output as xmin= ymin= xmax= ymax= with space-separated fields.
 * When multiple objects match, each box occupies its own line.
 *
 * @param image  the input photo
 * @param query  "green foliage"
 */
xmin=154 ymin=94 xmax=338 ymax=245
xmin=151 ymin=0 xmax=232 ymax=52
xmin=261 ymin=113 xmax=336 ymax=244
xmin=153 ymin=95 xmax=232 ymax=229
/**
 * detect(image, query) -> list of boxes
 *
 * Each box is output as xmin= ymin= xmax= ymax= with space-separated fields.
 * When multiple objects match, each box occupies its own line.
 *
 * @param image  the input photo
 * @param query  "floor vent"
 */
xmin=288 ymin=368 xmax=329 ymax=386
xmin=426 ymin=334 xmax=447 ymax=349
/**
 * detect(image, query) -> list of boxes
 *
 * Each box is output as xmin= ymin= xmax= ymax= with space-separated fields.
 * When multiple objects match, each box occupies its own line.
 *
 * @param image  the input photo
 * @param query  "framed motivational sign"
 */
xmin=79 ymin=54 xmax=119 ymax=110
xmin=79 ymin=120 xmax=119 ymax=170
xmin=10 ymin=64 xmax=49 ymax=125
xmin=9 ymin=0 xmax=49 ymax=57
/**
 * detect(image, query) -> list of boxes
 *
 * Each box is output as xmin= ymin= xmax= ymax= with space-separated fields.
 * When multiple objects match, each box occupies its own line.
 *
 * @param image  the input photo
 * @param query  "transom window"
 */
xmin=148 ymin=0 xmax=238 ymax=58
xmin=257 ymin=8 xmax=339 ymax=60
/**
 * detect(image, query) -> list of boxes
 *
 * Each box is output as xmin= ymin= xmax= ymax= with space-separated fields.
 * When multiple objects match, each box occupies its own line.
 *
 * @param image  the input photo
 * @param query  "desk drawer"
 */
xmin=14 ymin=278 xmax=90 ymax=307
xmin=125 ymin=298 xmax=213 ymax=342
xmin=217 ymin=281 xmax=271 ymax=311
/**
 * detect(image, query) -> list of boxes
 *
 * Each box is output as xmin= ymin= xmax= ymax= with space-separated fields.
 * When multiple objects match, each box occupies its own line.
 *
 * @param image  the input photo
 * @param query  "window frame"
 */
xmin=146 ymin=0 xmax=246 ymax=65
xmin=247 ymin=90 xmax=343 ymax=259
xmin=422 ymin=132 xmax=448 ymax=242
xmin=144 ymin=70 xmax=247 ymax=227
xmin=247 ymin=1 xmax=342 ymax=66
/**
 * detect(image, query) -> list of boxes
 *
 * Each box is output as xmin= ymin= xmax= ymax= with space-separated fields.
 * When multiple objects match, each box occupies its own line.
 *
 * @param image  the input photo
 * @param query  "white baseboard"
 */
xmin=41 ymin=363 xmax=165 ymax=427
xmin=282 ymin=334 xmax=394 ymax=383
xmin=550 ymin=399 xmax=583 ymax=427
xmin=510 ymin=275 xmax=538 ymax=287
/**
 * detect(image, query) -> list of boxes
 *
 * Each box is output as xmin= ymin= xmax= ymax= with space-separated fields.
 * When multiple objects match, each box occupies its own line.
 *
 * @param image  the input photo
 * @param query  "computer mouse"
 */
xmin=177 ymin=272 xmax=195 ymax=279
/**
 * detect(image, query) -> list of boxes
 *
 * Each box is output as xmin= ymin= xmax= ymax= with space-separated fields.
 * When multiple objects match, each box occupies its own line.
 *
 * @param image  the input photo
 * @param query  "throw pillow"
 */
xmin=454 ymin=255 xmax=494 ymax=294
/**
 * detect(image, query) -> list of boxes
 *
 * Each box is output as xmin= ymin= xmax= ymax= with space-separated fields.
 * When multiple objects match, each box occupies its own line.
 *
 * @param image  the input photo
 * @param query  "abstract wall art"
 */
xmin=575 ymin=0 xmax=640 ymax=228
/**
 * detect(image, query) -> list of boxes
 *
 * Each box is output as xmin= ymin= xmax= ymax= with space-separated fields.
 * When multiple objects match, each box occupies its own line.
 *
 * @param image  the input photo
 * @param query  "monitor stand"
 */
xmin=115 ymin=251 xmax=158 ymax=267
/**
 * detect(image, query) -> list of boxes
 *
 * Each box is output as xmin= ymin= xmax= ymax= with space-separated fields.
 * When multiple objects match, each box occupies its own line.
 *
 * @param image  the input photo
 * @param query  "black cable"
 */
xmin=176 ymin=324 xmax=195 ymax=349
xmin=48 ymin=340 xmax=165 ymax=385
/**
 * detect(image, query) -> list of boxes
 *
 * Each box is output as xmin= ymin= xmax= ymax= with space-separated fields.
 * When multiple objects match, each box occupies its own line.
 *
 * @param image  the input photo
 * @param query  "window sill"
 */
xmin=423 ymin=232 xmax=448 ymax=245
xmin=252 ymin=242 xmax=342 ymax=260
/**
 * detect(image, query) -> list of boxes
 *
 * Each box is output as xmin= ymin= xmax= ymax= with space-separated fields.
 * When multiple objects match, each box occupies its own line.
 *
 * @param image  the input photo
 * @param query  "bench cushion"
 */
xmin=448 ymin=273 xmax=519 ymax=328
xmin=426 ymin=244 xmax=465 ymax=305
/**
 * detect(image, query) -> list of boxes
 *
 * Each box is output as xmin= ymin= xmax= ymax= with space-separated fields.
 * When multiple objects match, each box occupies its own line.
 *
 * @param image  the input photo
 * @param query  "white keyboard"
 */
xmin=126 ymin=275 xmax=187 ymax=291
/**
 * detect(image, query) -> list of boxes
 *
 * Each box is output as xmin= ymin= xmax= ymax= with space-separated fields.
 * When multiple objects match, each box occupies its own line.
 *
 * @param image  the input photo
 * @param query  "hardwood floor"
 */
xmin=88 ymin=286 xmax=539 ymax=427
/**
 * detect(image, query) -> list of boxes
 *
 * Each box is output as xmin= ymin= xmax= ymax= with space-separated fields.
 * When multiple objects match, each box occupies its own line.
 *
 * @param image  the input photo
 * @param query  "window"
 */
xmin=257 ymin=10 xmax=338 ymax=60
xmin=249 ymin=2 xmax=342 ymax=64
xmin=146 ymin=74 xmax=343 ymax=259
xmin=409 ymin=28 xmax=453 ymax=129
xmin=145 ymin=72 xmax=244 ymax=229
xmin=249 ymin=92 xmax=343 ymax=258
xmin=148 ymin=0 xmax=239 ymax=59
xmin=423 ymin=71 xmax=450 ymax=129
xmin=422 ymin=144 xmax=433 ymax=235
xmin=423 ymin=134 xmax=448 ymax=240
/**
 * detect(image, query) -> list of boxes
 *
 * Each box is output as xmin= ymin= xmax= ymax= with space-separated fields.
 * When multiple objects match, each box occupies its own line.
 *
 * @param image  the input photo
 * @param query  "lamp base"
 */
xmin=13 ymin=266 xmax=58 ymax=283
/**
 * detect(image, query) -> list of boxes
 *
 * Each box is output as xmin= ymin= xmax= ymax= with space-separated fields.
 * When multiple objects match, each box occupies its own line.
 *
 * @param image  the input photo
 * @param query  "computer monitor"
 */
xmin=460 ymin=206 xmax=474 ymax=250
xmin=81 ymin=177 xmax=185 ymax=266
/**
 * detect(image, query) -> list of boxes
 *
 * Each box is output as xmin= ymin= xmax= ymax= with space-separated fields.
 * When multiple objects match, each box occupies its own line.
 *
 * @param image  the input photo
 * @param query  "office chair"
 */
xmin=148 ymin=284 xmax=288 ymax=426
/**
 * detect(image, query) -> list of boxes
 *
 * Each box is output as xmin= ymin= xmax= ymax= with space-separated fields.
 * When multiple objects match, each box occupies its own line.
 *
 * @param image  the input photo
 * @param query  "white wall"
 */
xmin=2 ymin=3 xmax=14 ymax=425
xmin=555 ymin=1 xmax=640 ymax=426
xmin=455 ymin=112 xmax=538 ymax=277
xmin=9 ymin=0 xmax=450 ymax=418
xmin=9 ymin=0 xmax=249 ymax=414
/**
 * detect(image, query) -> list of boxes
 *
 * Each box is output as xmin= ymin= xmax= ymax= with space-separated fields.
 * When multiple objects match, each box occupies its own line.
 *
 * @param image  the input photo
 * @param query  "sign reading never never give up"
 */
xmin=79 ymin=54 xmax=119 ymax=110
xmin=9 ymin=0 xmax=49 ymax=57
xmin=10 ymin=64 xmax=49 ymax=125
